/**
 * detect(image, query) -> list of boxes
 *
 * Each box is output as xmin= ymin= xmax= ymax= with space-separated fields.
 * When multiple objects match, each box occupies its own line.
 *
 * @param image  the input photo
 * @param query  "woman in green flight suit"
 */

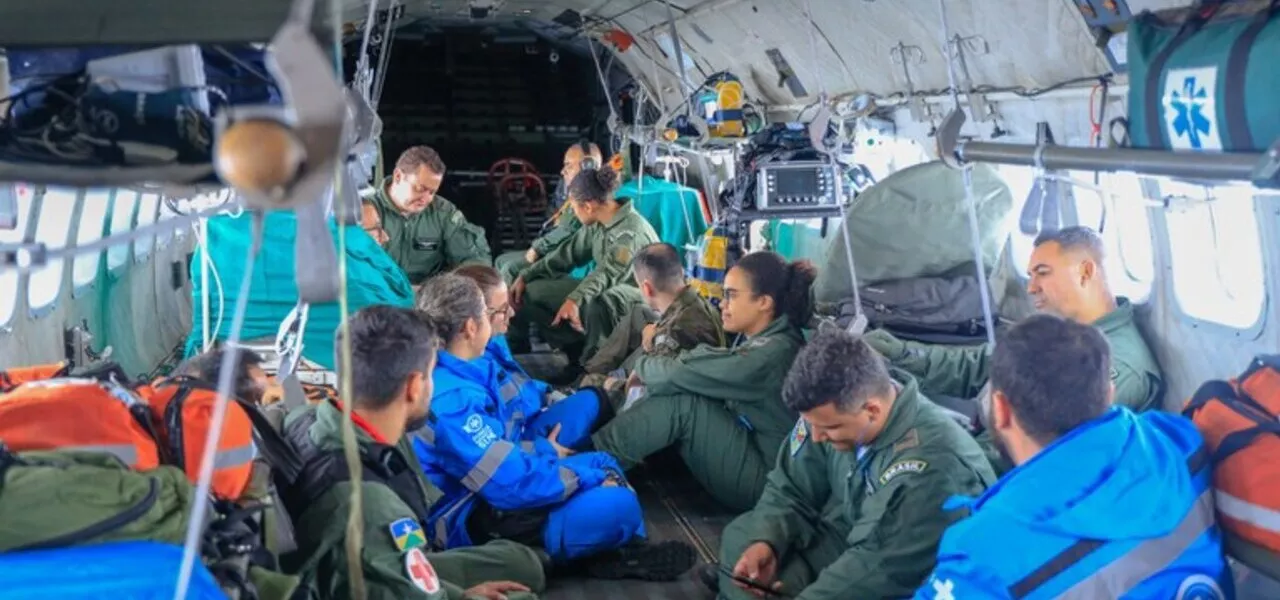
xmin=590 ymin=252 xmax=818 ymax=511
xmin=508 ymin=166 xmax=659 ymax=370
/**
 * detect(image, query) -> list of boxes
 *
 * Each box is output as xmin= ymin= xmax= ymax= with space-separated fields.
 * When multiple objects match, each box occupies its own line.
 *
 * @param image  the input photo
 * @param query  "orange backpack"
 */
xmin=0 ymin=362 xmax=72 ymax=393
xmin=135 ymin=376 xmax=263 ymax=501
xmin=1183 ymin=355 xmax=1280 ymax=552
xmin=0 ymin=376 xmax=164 ymax=470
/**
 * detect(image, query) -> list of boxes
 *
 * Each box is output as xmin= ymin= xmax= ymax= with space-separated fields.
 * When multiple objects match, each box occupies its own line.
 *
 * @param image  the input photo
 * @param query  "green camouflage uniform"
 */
xmin=581 ymin=286 xmax=726 ymax=405
xmin=590 ymin=317 xmax=803 ymax=511
xmin=716 ymin=375 xmax=996 ymax=600
xmin=371 ymin=183 xmax=492 ymax=286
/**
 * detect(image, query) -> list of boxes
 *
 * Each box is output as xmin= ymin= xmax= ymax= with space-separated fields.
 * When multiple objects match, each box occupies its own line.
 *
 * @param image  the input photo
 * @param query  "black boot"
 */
xmin=584 ymin=540 xmax=697 ymax=582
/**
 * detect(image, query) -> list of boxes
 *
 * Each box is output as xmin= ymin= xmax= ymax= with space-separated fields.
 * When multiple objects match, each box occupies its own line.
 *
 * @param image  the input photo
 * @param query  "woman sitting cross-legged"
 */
xmin=411 ymin=273 xmax=694 ymax=579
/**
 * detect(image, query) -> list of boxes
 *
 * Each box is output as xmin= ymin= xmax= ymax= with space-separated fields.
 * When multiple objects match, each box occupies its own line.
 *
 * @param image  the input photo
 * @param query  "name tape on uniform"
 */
xmin=879 ymin=459 xmax=928 ymax=486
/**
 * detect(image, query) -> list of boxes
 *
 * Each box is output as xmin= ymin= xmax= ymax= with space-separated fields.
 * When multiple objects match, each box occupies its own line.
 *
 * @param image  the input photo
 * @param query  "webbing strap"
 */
xmin=1009 ymin=448 xmax=1211 ymax=598
xmin=1223 ymin=0 xmax=1280 ymax=150
xmin=1217 ymin=489 xmax=1280 ymax=534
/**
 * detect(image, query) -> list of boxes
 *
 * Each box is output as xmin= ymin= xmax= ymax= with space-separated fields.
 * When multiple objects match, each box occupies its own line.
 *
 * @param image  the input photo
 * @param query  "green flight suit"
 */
xmin=590 ymin=316 xmax=804 ymax=512
xmin=371 ymin=183 xmax=492 ymax=286
xmin=716 ymin=376 xmax=996 ymax=600
xmin=510 ymin=201 xmax=658 ymax=361
xmin=287 ymin=401 xmax=546 ymax=600
xmin=863 ymin=297 xmax=1162 ymax=474
xmin=495 ymin=208 xmax=583 ymax=284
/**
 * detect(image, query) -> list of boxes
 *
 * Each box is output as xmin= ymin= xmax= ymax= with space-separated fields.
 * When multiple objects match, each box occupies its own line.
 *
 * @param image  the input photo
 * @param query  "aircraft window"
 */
xmin=653 ymin=32 xmax=697 ymax=74
xmin=107 ymin=191 xmax=139 ymax=270
xmin=1071 ymin=172 xmax=1155 ymax=302
xmin=134 ymin=193 xmax=160 ymax=261
xmin=1162 ymin=180 xmax=1266 ymax=330
xmin=73 ymin=190 xmax=111 ymax=288
xmin=0 ymin=185 xmax=33 ymax=328
xmin=28 ymin=187 xmax=78 ymax=312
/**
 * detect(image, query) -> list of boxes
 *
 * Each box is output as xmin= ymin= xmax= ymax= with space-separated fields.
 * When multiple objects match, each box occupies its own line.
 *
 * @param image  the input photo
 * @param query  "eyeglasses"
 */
xmin=487 ymin=305 xmax=514 ymax=320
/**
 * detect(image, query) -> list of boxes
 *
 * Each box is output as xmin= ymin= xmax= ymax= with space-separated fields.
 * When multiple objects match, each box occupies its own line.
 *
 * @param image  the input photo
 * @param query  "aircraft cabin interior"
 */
xmin=0 ymin=0 xmax=1277 ymax=599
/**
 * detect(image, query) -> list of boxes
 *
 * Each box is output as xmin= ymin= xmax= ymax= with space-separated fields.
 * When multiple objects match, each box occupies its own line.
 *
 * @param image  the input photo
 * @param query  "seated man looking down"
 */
xmin=278 ymin=305 xmax=545 ymax=600
xmin=864 ymin=226 xmax=1162 ymax=472
xmin=413 ymin=275 xmax=684 ymax=577
xmin=704 ymin=330 xmax=995 ymax=600
xmin=370 ymin=145 xmax=492 ymax=285
xmin=495 ymin=141 xmax=602 ymax=284
xmin=580 ymin=242 xmax=726 ymax=407
xmin=508 ymin=167 xmax=659 ymax=369
xmin=453 ymin=265 xmax=608 ymax=444
xmin=591 ymin=252 xmax=815 ymax=512
xmin=914 ymin=315 xmax=1231 ymax=600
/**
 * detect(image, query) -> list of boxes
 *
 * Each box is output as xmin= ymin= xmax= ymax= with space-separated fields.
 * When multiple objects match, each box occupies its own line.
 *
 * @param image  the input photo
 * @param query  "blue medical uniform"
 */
xmin=484 ymin=335 xmax=604 ymax=448
xmin=413 ymin=349 xmax=644 ymax=562
xmin=914 ymin=407 xmax=1233 ymax=600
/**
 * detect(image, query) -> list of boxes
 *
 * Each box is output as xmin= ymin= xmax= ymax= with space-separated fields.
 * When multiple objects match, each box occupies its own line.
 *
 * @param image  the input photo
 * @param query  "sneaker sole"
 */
xmin=586 ymin=541 xmax=698 ymax=582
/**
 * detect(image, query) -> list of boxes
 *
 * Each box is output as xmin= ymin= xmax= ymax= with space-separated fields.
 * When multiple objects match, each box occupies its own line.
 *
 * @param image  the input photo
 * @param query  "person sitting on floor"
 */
xmin=579 ymin=242 xmax=725 ymax=410
xmin=412 ymin=274 xmax=693 ymax=579
xmin=589 ymin=251 xmax=816 ymax=512
xmin=453 ymin=264 xmax=612 ymax=441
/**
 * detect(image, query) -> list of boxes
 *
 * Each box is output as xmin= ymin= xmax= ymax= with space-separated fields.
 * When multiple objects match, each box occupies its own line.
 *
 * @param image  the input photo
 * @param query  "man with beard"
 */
xmin=370 ymin=146 xmax=492 ymax=285
xmin=914 ymin=315 xmax=1230 ymax=600
xmin=700 ymin=330 xmax=994 ymax=600
xmin=278 ymin=305 xmax=546 ymax=600
xmin=863 ymin=226 xmax=1162 ymax=473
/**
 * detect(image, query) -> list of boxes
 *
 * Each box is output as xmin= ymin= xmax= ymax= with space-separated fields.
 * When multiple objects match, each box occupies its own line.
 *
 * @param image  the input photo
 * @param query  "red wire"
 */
xmin=1089 ymin=84 xmax=1104 ymax=146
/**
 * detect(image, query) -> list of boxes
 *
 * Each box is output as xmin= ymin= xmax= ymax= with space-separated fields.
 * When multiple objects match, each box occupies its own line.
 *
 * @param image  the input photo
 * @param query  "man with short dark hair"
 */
xmin=913 ymin=315 xmax=1229 ymax=600
xmin=279 ymin=305 xmax=545 ymax=600
xmin=864 ymin=226 xmax=1162 ymax=472
xmin=580 ymin=242 xmax=725 ymax=402
xmin=176 ymin=345 xmax=270 ymax=405
xmin=371 ymin=145 xmax=492 ymax=285
xmin=702 ymin=330 xmax=994 ymax=600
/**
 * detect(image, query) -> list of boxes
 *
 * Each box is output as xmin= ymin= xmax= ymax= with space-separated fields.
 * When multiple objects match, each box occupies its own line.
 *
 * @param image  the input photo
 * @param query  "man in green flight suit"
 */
xmin=580 ymin=242 xmax=726 ymax=407
xmin=280 ymin=305 xmax=546 ymax=600
xmin=701 ymin=330 xmax=995 ymax=600
xmin=371 ymin=146 xmax=492 ymax=286
xmin=863 ymin=226 xmax=1163 ymax=474
xmin=494 ymin=141 xmax=602 ymax=284
xmin=509 ymin=167 xmax=658 ymax=368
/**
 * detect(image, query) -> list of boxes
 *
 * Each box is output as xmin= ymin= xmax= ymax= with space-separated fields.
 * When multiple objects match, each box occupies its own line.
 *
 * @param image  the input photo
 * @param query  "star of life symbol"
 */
xmin=932 ymin=578 xmax=955 ymax=600
xmin=1163 ymin=67 xmax=1221 ymax=151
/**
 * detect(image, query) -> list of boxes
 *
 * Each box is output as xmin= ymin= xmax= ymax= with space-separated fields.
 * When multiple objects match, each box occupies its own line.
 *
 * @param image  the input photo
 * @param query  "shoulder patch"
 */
xmin=404 ymin=547 xmax=441 ymax=593
xmin=789 ymin=419 xmax=809 ymax=456
xmin=388 ymin=518 xmax=427 ymax=553
xmin=449 ymin=210 xmax=463 ymax=223
xmin=463 ymin=414 xmax=484 ymax=434
xmin=893 ymin=428 xmax=920 ymax=452
xmin=613 ymin=244 xmax=634 ymax=265
xmin=878 ymin=459 xmax=928 ymax=486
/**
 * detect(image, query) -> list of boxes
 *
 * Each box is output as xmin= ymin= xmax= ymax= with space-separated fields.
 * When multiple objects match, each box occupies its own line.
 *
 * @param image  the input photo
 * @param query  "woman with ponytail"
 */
xmin=591 ymin=251 xmax=818 ymax=511
xmin=509 ymin=166 xmax=659 ymax=375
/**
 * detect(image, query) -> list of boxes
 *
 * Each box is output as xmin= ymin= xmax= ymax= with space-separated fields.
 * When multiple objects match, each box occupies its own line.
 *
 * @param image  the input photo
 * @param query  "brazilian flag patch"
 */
xmin=389 ymin=517 xmax=428 ymax=553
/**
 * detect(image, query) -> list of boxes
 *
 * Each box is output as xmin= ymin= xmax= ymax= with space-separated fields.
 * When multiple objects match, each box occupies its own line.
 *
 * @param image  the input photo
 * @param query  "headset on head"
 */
xmin=577 ymin=139 xmax=602 ymax=171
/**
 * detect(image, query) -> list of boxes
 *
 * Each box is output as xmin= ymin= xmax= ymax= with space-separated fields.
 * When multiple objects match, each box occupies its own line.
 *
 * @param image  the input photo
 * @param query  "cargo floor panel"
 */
xmin=542 ymin=458 xmax=734 ymax=600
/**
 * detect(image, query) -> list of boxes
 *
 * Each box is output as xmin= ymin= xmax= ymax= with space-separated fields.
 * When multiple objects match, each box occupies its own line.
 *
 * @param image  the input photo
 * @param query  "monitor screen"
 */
xmin=772 ymin=168 xmax=821 ymax=197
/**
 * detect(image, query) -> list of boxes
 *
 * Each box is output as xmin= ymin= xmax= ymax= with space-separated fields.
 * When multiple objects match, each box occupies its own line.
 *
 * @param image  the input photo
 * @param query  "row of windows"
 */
xmin=998 ymin=167 xmax=1269 ymax=331
xmin=0 ymin=187 xmax=186 ymax=327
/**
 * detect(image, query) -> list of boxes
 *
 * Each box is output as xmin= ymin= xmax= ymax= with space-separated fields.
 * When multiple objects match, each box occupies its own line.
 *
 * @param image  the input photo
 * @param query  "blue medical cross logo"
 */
xmin=1169 ymin=75 xmax=1213 ymax=149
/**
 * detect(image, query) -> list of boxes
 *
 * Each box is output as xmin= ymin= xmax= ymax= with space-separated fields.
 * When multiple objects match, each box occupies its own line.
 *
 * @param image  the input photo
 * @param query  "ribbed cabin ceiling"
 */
xmin=344 ymin=0 xmax=1189 ymax=105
